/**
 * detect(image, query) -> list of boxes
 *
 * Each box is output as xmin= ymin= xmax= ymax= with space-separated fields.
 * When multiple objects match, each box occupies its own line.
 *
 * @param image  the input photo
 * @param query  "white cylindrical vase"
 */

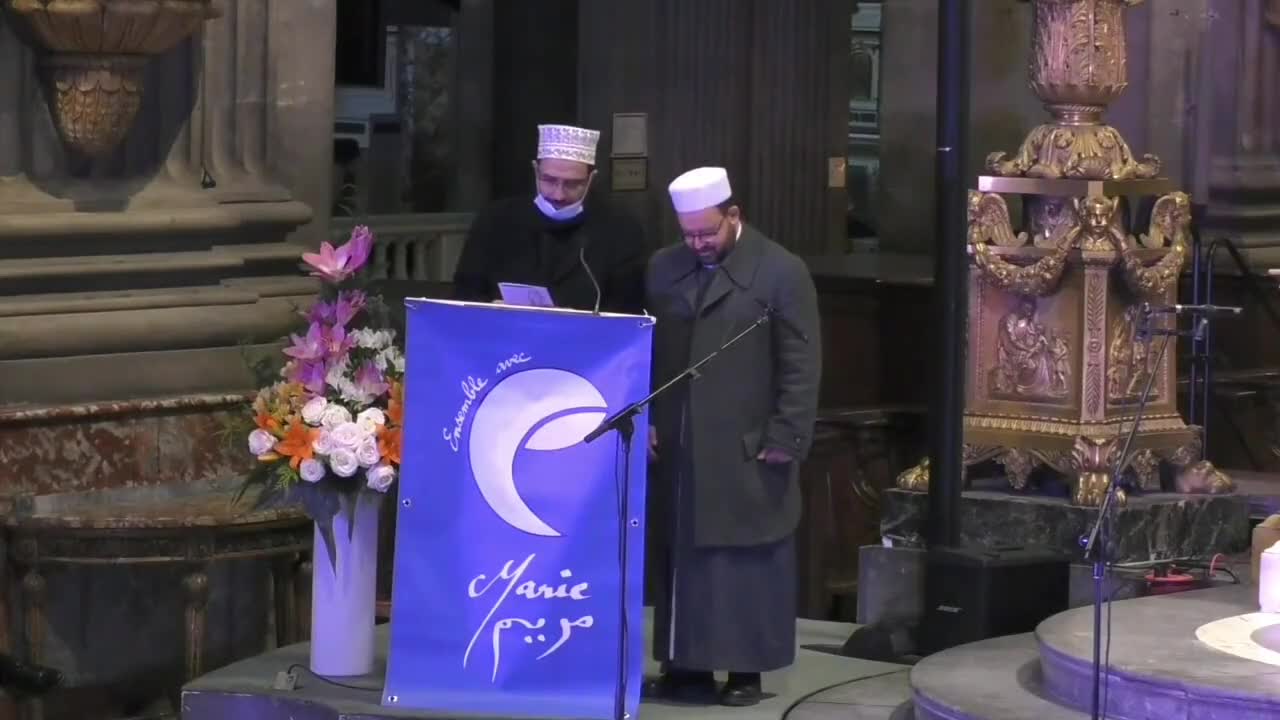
xmin=310 ymin=491 xmax=381 ymax=677
xmin=1261 ymin=541 xmax=1280 ymax=613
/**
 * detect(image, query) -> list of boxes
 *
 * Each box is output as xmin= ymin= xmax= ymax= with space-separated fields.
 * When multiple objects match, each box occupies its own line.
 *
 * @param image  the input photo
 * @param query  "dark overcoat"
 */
xmin=645 ymin=224 xmax=822 ymax=548
xmin=452 ymin=197 xmax=647 ymax=313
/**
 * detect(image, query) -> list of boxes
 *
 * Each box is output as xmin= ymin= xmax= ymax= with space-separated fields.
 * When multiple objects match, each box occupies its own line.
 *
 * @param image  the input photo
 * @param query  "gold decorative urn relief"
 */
xmin=1 ymin=0 xmax=221 ymax=159
xmin=988 ymin=0 xmax=1157 ymax=181
xmin=897 ymin=0 xmax=1234 ymax=506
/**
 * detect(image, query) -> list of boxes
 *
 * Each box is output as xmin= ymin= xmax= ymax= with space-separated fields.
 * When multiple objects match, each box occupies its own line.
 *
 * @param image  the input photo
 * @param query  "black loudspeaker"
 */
xmin=919 ymin=545 xmax=1070 ymax=655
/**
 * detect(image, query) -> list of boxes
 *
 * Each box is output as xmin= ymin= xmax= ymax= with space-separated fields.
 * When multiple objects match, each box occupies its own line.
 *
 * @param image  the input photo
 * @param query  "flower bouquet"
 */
xmin=232 ymin=226 xmax=401 ymax=676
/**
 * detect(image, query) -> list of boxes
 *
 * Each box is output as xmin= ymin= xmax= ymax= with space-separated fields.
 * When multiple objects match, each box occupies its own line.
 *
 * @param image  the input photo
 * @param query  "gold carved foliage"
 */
xmin=991 ymin=0 xmax=1159 ymax=181
xmin=986 ymin=124 xmax=1161 ymax=181
xmin=1069 ymin=435 xmax=1122 ymax=507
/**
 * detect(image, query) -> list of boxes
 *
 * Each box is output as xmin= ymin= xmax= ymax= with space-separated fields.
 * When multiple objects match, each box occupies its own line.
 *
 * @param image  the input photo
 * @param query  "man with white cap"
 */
xmin=452 ymin=123 xmax=646 ymax=312
xmin=644 ymin=167 xmax=821 ymax=706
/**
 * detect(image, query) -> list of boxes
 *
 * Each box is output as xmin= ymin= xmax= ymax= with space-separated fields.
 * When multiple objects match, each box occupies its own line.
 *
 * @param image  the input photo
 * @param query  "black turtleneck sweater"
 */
xmin=452 ymin=197 xmax=647 ymax=314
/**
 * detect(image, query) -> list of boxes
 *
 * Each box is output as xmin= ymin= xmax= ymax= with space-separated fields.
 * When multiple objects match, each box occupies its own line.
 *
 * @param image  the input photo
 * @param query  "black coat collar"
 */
xmin=673 ymin=224 xmax=766 ymax=314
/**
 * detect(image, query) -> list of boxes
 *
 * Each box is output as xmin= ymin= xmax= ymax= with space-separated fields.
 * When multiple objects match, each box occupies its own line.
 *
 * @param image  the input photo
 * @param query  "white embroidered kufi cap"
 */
xmin=667 ymin=167 xmax=733 ymax=214
xmin=536 ymin=124 xmax=601 ymax=165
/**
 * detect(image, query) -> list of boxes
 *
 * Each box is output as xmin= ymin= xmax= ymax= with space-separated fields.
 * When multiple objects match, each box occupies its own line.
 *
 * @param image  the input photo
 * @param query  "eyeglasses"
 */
xmin=682 ymin=217 xmax=725 ymax=242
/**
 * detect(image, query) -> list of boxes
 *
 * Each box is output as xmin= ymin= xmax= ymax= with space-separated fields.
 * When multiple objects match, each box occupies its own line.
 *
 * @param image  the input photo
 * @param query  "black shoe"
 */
xmin=0 ymin=653 xmax=62 ymax=698
xmin=720 ymin=672 xmax=763 ymax=707
xmin=641 ymin=668 xmax=716 ymax=702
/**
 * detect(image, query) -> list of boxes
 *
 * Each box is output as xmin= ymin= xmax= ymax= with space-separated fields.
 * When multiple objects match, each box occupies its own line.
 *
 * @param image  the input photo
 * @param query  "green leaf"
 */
xmin=291 ymin=482 xmax=342 ymax=573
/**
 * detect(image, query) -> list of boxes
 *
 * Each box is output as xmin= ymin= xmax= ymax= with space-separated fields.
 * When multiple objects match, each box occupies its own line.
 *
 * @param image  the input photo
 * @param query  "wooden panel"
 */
xmin=747 ymin=0 xmax=849 ymax=255
xmin=491 ymin=0 xmax=579 ymax=199
xmin=577 ymin=0 xmax=852 ymax=255
xmin=816 ymin=279 xmax=933 ymax=408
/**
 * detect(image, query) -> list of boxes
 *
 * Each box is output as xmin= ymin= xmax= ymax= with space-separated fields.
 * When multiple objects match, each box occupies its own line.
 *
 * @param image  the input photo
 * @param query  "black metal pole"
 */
xmin=928 ymin=0 xmax=970 ymax=548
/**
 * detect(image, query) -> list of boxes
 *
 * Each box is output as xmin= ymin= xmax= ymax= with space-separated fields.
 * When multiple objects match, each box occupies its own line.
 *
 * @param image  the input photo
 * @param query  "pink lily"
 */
xmin=353 ymin=361 xmax=390 ymax=401
xmin=287 ymin=360 xmax=328 ymax=395
xmin=345 ymin=226 xmax=374 ymax=274
xmin=304 ymin=290 xmax=366 ymax=327
xmin=300 ymin=226 xmax=375 ymax=283
xmin=283 ymin=322 xmax=326 ymax=362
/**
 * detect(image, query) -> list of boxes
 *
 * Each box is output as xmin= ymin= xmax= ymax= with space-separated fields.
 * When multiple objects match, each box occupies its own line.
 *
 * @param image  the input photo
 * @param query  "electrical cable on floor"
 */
xmin=779 ymin=667 xmax=910 ymax=719
xmin=291 ymin=661 xmax=384 ymax=691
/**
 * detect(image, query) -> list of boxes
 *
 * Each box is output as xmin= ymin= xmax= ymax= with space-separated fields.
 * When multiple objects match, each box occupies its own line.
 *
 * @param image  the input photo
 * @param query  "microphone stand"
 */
xmin=1080 ymin=307 xmax=1188 ymax=720
xmin=583 ymin=308 xmax=773 ymax=720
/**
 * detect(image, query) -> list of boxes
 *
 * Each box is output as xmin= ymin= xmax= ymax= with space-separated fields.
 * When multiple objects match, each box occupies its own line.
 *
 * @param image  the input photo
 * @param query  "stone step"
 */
xmin=1036 ymin=584 xmax=1280 ymax=719
xmin=910 ymin=633 xmax=1089 ymax=720
xmin=0 ymin=243 xmax=304 ymax=280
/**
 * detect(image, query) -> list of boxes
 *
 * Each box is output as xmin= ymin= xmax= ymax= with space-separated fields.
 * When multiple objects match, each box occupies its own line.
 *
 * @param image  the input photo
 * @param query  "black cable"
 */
xmin=778 ymin=667 xmax=910 ymax=719
xmin=285 ymin=663 xmax=380 ymax=693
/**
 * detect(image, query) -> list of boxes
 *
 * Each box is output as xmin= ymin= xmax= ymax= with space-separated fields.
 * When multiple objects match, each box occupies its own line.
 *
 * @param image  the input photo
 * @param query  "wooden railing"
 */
xmin=331 ymin=213 xmax=475 ymax=283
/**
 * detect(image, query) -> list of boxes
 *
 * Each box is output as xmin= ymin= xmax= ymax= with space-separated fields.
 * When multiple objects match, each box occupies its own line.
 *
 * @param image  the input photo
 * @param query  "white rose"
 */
xmin=301 ymin=396 xmax=328 ymax=425
xmin=247 ymin=429 xmax=276 ymax=456
xmin=330 ymin=421 xmax=366 ymax=448
xmin=356 ymin=408 xmax=386 ymax=434
xmin=356 ymin=436 xmax=381 ymax=467
xmin=320 ymin=404 xmax=352 ymax=429
xmin=328 ymin=448 xmax=359 ymax=477
xmin=312 ymin=430 xmax=336 ymax=455
xmin=299 ymin=458 xmax=326 ymax=483
xmin=366 ymin=464 xmax=396 ymax=493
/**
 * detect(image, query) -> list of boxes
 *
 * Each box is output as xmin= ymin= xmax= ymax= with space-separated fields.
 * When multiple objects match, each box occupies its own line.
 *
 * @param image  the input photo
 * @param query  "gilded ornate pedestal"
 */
xmin=897 ymin=0 xmax=1234 ymax=506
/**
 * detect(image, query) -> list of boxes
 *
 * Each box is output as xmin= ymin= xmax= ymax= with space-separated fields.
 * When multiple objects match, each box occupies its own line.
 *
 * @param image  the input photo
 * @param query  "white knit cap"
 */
xmin=668 ymin=167 xmax=733 ymax=213
xmin=536 ymin=124 xmax=600 ymax=165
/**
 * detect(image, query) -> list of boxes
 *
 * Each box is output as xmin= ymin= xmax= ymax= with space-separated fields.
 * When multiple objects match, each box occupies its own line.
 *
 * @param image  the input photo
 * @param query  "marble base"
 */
xmin=882 ymin=487 xmax=1250 ymax=563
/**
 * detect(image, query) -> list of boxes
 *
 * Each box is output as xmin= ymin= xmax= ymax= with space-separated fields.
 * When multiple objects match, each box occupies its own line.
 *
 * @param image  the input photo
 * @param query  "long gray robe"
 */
xmin=644 ymin=225 xmax=821 ymax=672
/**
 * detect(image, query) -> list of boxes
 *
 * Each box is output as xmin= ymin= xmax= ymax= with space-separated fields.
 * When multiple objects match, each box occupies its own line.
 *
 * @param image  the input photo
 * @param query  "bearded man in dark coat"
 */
xmin=643 ymin=166 xmax=821 ymax=707
xmin=452 ymin=124 xmax=646 ymax=313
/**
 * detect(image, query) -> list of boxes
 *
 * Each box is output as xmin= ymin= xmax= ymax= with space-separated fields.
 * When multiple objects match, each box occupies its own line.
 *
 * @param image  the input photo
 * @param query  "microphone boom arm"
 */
xmin=583 ymin=309 xmax=772 ymax=444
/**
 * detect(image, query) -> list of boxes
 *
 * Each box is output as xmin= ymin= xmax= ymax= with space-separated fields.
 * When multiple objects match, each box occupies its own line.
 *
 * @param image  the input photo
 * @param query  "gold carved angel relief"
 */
xmin=969 ymin=191 xmax=1072 ymax=297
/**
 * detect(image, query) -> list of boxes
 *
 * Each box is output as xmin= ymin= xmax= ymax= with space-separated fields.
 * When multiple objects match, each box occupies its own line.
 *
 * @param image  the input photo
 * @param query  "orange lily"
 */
xmin=378 ymin=426 xmax=402 ymax=466
xmin=273 ymin=420 xmax=318 ymax=470
xmin=386 ymin=382 xmax=404 ymax=427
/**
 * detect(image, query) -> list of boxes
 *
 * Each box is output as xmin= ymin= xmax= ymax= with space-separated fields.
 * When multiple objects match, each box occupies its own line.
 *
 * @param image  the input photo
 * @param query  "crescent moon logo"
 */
xmin=468 ymin=368 xmax=608 ymax=536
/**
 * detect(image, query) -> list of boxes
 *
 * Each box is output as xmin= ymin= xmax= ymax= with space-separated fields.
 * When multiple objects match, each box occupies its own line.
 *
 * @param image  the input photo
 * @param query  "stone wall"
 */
xmin=0 ymin=0 xmax=337 ymax=708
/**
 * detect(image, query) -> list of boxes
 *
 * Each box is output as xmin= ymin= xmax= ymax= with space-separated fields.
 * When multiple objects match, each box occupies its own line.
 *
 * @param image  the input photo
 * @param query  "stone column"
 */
xmin=202 ymin=0 xmax=287 ymax=201
xmin=578 ymin=0 xmax=851 ymax=255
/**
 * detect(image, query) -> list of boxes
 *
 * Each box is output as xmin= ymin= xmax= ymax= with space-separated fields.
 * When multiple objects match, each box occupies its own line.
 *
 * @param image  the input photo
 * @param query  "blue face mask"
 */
xmin=533 ymin=193 xmax=585 ymax=221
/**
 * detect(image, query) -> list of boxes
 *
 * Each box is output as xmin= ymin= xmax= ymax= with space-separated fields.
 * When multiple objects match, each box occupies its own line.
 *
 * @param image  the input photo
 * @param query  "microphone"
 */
xmin=754 ymin=298 xmax=810 ymax=344
xmin=1144 ymin=303 xmax=1242 ymax=316
xmin=580 ymin=246 xmax=602 ymax=315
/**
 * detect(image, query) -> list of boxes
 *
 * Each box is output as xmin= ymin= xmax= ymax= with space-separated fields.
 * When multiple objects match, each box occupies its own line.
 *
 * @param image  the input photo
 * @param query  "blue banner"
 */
xmin=384 ymin=300 xmax=653 ymax=720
